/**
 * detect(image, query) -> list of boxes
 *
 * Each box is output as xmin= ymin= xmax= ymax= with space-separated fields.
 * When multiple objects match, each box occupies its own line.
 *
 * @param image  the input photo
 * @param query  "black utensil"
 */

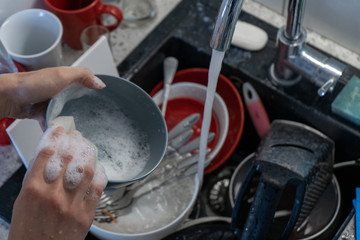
xmin=231 ymin=119 xmax=334 ymax=240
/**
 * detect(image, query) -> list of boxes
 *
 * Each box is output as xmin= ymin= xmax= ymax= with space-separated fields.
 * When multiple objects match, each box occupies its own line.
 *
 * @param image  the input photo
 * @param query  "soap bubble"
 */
xmin=33 ymin=126 xmax=103 ymax=190
xmin=49 ymin=84 xmax=93 ymax=121
xmin=63 ymin=134 xmax=97 ymax=190
xmin=33 ymin=126 xmax=69 ymax=183
xmin=87 ymin=162 xmax=108 ymax=200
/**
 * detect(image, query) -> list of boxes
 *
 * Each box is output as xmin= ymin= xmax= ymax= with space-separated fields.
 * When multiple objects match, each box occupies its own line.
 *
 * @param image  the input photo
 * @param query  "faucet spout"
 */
xmin=210 ymin=0 xmax=245 ymax=52
xmin=285 ymin=0 xmax=305 ymax=41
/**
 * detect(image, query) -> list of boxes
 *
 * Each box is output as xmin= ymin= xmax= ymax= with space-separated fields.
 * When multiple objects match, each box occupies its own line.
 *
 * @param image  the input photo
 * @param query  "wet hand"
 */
xmin=8 ymin=126 xmax=107 ymax=240
xmin=0 ymin=67 xmax=106 ymax=119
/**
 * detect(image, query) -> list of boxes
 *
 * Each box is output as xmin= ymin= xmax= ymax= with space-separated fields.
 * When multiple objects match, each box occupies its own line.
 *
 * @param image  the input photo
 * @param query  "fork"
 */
xmin=94 ymin=114 xmax=214 ymax=222
xmin=94 ymin=150 xmax=209 ymax=222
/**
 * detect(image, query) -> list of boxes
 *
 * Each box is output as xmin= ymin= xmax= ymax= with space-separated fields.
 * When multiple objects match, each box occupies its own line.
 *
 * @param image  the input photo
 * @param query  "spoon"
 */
xmin=162 ymin=56 xmax=178 ymax=116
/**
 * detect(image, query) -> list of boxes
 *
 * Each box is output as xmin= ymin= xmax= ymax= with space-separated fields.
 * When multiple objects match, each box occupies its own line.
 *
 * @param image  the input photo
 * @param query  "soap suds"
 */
xmin=48 ymin=84 xmax=93 ymax=121
xmin=33 ymin=126 xmax=107 ymax=190
xmin=56 ymin=91 xmax=150 ymax=182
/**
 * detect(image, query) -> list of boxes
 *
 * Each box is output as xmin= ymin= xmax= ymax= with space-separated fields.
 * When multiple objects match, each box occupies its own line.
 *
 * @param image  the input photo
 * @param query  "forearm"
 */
xmin=0 ymin=73 xmax=18 ymax=118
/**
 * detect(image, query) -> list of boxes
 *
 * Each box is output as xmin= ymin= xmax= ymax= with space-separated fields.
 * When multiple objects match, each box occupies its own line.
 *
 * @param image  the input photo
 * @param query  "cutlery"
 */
xmin=178 ymin=132 xmax=215 ymax=155
xmin=162 ymin=56 xmax=178 ymax=116
xmin=168 ymin=113 xmax=200 ymax=140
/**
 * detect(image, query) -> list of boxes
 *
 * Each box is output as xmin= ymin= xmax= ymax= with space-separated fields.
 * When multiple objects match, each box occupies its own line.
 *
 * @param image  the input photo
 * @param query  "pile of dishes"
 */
xmin=90 ymin=68 xmax=245 ymax=240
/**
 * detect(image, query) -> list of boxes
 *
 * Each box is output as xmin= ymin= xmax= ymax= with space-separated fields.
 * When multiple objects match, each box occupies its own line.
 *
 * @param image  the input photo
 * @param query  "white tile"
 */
xmin=302 ymin=0 xmax=360 ymax=56
xmin=243 ymin=0 xmax=360 ymax=68
xmin=253 ymin=0 xmax=285 ymax=15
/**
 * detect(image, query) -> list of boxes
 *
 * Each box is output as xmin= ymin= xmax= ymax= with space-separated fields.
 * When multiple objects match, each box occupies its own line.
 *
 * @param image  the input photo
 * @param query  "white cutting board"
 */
xmin=72 ymin=35 xmax=119 ymax=77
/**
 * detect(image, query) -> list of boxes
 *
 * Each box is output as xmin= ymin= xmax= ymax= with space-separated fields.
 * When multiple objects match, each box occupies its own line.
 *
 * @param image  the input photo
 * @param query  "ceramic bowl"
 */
xmin=46 ymin=74 xmax=168 ymax=187
xmin=150 ymin=68 xmax=245 ymax=174
xmin=90 ymin=169 xmax=201 ymax=240
xmin=152 ymin=82 xmax=229 ymax=166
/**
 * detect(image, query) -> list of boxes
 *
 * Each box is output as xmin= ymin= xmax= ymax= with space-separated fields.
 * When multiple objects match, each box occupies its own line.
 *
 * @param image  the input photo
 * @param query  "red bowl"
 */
xmin=162 ymin=97 xmax=219 ymax=152
xmin=14 ymin=61 xmax=26 ymax=72
xmin=150 ymin=68 xmax=245 ymax=174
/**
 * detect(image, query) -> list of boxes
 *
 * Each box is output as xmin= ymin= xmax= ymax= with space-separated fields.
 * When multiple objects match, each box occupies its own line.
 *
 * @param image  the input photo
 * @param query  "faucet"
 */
xmin=210 ymin=0 xmax=245 ymax=52
xmin=271 ymin=0 xmax=346 ymax=96
xmin=211 ymin=0 xmax=347 ymax=97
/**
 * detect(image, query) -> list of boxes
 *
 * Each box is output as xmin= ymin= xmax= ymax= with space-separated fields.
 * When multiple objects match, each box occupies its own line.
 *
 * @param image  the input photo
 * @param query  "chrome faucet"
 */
xmin=211 ymin=0 xmax=347 ymax=97
xmin=271 ymin=0 xmax=346 ymax=96
xmin=210 ymin=0 xmax=245 ymax=51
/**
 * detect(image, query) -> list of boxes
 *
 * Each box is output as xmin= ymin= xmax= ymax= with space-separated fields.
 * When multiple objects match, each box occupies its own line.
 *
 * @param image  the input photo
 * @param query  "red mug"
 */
xmin=44 ymin=0 xmax=122 ymax=49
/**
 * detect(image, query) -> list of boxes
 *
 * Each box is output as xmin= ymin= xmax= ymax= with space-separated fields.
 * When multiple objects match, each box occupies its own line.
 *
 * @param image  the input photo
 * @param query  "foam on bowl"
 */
xmin=46 ymin=75 xmax=168 ymax=187
xmin=51 ymin=90 xmax=151 ymax=182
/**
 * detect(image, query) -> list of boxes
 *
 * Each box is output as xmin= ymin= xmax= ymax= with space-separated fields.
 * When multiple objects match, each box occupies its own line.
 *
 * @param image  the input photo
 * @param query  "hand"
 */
xmin=0 ymin=67 xmax=106 ymax=119
xmin=8 ymin=126 xmax=107 ymax=240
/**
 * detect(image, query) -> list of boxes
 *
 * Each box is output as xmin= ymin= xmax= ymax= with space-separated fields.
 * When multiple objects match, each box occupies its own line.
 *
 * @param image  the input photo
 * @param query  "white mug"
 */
xmin=0 ymin=9 xmax=63 ymax=71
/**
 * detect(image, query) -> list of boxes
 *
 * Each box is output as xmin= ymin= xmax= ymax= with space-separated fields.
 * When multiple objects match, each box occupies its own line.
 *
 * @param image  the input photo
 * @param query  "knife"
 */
xmin=178 ymin=132 xmax=215 ymax=155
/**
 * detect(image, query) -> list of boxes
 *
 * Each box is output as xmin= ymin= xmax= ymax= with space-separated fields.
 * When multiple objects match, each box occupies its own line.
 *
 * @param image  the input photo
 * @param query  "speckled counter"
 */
xmin=62 ymin=0 xmax=360 ymax=69
xmin=61 ymin=0 xmax=182 ymax=67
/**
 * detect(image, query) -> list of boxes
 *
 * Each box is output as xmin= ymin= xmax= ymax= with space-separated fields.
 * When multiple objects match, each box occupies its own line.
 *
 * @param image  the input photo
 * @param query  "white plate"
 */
xmin=152 ymin=82 xmax=230 ymax=164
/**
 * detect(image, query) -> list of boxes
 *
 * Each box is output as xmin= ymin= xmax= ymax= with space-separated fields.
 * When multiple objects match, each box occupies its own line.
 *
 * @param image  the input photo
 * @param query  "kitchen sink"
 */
xmin=114 ymin=26 xmax=360 ymax=238
xmin=0 ymin=0 xmax=359 ymax=239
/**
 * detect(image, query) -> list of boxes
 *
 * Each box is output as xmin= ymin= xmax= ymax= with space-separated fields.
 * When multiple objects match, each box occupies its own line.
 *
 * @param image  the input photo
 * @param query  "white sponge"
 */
xmin=48 ymin=116 xmax=76 ymax=132
xmin=231 ymin=20 xmax=268 ymax=51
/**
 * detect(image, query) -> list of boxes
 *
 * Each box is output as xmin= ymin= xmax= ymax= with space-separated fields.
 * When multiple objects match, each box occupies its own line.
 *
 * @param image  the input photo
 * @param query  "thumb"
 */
xmin=70 ymin=68 xmax=106 ymax=89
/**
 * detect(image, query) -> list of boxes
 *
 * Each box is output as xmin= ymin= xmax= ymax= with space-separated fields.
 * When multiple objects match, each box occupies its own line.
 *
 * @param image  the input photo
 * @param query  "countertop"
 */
xmin=61 ymin=0 xmax=182 ymax=67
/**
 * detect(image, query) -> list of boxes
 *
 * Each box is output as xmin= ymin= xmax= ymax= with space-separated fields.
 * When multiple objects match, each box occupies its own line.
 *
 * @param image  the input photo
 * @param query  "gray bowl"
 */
xmin=46 ymin=74 xmax=168 ymax=187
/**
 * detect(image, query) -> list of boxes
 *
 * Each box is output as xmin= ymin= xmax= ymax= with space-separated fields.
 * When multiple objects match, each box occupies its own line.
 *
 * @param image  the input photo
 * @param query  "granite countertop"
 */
xmin=62 ymin=0 xmax=360 ymax=70
xmin=61 ymin=0 xmax=182 ymax=67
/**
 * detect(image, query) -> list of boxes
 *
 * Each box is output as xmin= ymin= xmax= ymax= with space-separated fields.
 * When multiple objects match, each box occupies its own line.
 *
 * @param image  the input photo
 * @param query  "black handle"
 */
xmin=231 ymin=162 xmax=306 ymax=240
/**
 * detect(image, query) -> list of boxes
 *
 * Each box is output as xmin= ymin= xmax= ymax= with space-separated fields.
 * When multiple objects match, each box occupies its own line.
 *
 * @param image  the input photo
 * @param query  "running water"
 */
xmin=197 ymin=49 xmax=225 ymax=182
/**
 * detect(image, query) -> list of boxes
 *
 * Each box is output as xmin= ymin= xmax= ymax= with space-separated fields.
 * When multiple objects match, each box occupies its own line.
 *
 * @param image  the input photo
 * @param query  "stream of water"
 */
xmin=197 ymin=49 xmax=225 ymax=182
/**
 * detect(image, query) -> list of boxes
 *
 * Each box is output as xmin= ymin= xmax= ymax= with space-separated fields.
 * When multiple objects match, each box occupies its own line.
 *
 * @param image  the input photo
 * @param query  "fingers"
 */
xmin=56 ymin=67 xmax=106 ymax=90
xmin=62 ymin=131 xmax=96 ymax=189
xmin=11 ymin=66 xmax=105 ymax=110
xmin=3 ymin=66 xmax=106 ymax=119
xmin=84 ymin=183 xmax=105 ymax=210
xmin=25 ymin=126 xmax=66 ymax=183
xmin=28 ymin=125 xmax=106 ymax=210
xmin=83 ymin=163 xmax=107 ymax=207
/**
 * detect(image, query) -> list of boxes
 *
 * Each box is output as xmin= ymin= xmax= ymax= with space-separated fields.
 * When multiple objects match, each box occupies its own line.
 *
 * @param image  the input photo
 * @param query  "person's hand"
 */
xmin=8 ymin=126 xmax=107 ymax=240
xmin=0 ymin=67 xmax=105 ymax=119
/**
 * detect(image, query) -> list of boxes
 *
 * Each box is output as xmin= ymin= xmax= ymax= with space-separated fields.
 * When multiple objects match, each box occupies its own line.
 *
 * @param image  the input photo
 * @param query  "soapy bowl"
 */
xmin=46 ymin=74 xmax=168 ymax=188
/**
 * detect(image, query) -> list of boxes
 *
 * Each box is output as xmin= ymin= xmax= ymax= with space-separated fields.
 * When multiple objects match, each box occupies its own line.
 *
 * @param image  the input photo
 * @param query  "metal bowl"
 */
xmin=229 ymin=153 xmax=341 ymax=240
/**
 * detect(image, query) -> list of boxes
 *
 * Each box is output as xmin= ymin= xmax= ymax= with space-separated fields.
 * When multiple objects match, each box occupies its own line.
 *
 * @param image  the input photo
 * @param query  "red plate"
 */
xmin=150 ymin=68 xmax=245 ymax=174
